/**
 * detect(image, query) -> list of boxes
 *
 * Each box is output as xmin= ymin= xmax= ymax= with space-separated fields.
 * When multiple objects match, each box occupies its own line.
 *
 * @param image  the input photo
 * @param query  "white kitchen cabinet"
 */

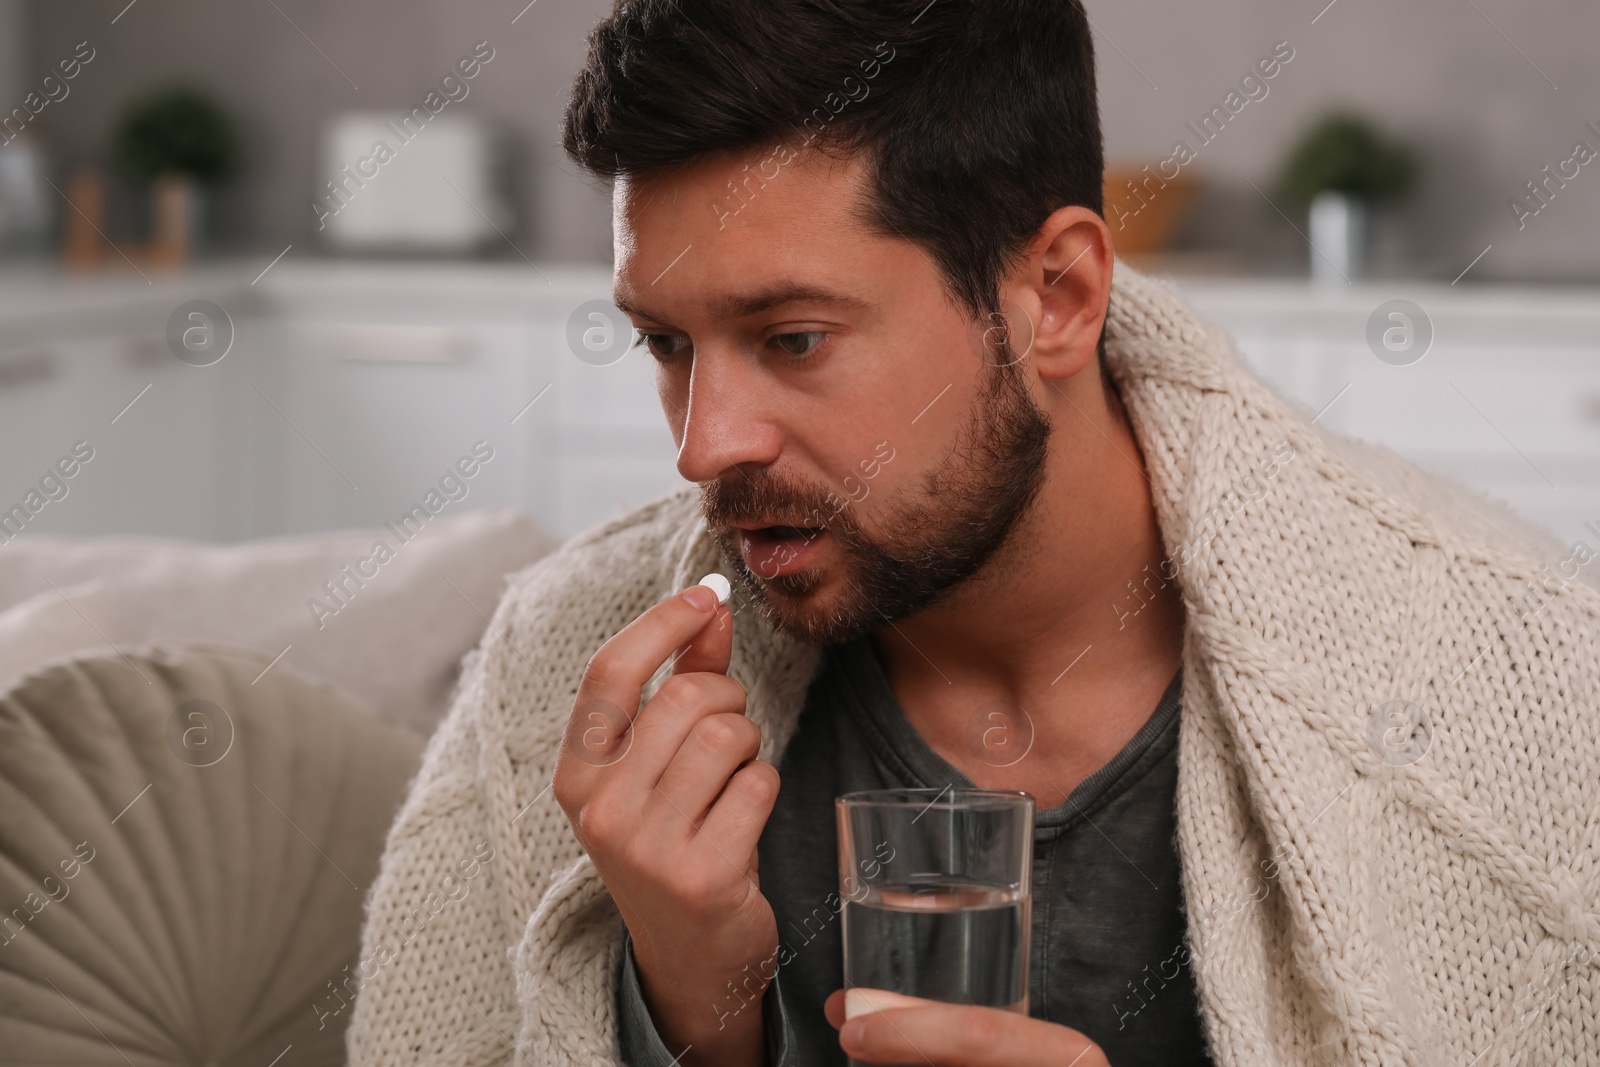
xmin=0 ymin=291 xmax=250 ymax=542
xmin=1173 ymin=277 xmax=1600 ymax=547
xmin=247 ymin=260 xmax=681 ymax=542
xmin=253 ymin=313 xmax=538 ymax=536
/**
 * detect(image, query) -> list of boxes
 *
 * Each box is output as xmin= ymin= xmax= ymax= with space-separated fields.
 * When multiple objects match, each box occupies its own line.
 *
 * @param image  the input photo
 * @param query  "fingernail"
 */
xmin=840 ymin=1018 xmax=865 ymax=1049
xmin=682 ymin=585 xmax=717 ymax=611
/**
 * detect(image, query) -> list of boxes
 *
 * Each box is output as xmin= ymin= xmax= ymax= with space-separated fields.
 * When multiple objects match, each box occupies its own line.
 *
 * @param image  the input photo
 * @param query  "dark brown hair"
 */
xmin=562 ymin=0 xmax=1106 ymax=325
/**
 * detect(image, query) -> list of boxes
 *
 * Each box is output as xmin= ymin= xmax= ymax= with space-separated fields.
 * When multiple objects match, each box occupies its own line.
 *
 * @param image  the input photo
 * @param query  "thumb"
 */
xmin=669 ymin=583 xmax=734 ymax=677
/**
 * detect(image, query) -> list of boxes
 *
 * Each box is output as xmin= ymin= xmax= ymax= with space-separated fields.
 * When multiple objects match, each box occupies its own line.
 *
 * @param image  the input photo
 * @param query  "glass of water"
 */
xmin=835 ymin=787 xmax=1034 ymax=1064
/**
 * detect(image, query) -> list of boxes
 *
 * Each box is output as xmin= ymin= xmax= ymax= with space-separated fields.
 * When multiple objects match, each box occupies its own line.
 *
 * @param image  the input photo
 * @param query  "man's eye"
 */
xmin=634 ymin=332 xmax=688 ymax=360
xmin=771 ymin=331 xmax=825 ymax=358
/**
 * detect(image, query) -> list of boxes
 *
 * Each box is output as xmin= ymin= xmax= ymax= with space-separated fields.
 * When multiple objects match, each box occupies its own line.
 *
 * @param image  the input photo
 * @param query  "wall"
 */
xmin=0 ymin=0 xmax=22 ymax=105
xmin=22 ymin=0 xmax=616 ymax=264
xmin=18 ymin=0 xmax=1600 ymax=281
xmin=1090 ymin=0 xmax=1600 ymax=282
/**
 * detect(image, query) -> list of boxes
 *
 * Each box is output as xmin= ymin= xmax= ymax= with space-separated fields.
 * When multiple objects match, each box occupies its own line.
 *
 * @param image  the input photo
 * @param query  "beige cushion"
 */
xmin=0 ymin=508 xmax=558 ymax=737
xmin=0 ymin=643 xmax=423 ymax=1066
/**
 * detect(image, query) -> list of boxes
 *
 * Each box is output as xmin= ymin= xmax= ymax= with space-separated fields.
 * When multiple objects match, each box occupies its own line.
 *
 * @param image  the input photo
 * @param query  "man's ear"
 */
xmin=1009 ymin=205 xmax=1114 ymax=383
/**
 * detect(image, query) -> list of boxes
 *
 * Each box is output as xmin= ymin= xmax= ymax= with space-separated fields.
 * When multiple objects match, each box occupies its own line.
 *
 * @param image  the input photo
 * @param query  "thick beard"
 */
xmin=700 ymin=346 xmax=1053 ymax=646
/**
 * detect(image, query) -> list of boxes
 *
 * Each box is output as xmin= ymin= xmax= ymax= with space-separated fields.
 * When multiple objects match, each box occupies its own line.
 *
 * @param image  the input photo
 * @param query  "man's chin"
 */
xmin=760 ymin=565 xmax=828 ymax=599
xmin=743 ymin=565 xmax=829 ymax=618
xmin=734 ymin=566 xmax=874 ymax=646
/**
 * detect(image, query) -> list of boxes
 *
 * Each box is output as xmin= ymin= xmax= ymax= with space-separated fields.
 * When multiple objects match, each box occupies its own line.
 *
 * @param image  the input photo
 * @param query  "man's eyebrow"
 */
xmin=613 ymin=282 xmax=872 ymax=323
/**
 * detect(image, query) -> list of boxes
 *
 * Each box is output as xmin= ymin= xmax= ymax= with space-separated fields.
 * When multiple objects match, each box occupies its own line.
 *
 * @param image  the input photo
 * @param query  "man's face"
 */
xmin=612 ymin=145 xmax=1053 ymax=646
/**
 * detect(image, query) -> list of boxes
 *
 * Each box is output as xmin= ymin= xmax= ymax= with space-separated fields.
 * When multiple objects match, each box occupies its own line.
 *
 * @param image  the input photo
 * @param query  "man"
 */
xmin=346 ymin=1 xmax=1600 ymax=1065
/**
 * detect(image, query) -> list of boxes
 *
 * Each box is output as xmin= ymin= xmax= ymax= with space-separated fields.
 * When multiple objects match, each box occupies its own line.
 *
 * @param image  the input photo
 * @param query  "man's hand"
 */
xmin=552 ymin=583 xmax=779 ymax=1067
xmin=824 ymin=988 xmax=1112 ymax=1066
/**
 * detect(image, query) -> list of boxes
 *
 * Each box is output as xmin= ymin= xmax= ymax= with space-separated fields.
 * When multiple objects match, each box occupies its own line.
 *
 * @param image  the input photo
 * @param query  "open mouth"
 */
xmin=737 ymin=524 xmax=828 ymax=576
xmin=758 ymin=524 xmax=821 ymax=540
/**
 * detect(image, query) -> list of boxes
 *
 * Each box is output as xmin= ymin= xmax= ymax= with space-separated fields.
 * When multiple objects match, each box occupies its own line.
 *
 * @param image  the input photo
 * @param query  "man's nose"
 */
xmin=673 ymin=351 xmax=782 ymax=484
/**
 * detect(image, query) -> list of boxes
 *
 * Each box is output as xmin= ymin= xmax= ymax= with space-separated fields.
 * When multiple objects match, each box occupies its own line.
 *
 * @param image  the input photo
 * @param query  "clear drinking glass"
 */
xmin=835 ymin=787 xmax=1035 ymax=1066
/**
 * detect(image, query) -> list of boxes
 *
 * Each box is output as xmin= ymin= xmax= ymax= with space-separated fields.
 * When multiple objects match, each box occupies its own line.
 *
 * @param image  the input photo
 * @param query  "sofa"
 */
xmin=0 ymin=509 xmax=558 ymax=1064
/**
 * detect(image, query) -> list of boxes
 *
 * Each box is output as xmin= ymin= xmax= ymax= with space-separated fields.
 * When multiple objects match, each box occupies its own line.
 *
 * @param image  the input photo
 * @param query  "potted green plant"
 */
xmin=1276 ymin=110 xmax=1418 ymax=284
xmin=110 ymin=85 xmax=241 ymax=254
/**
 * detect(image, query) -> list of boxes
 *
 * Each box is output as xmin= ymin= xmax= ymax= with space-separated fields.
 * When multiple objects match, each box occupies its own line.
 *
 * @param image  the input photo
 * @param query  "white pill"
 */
xmin=696 ymin=572 xmax=731 ymax=606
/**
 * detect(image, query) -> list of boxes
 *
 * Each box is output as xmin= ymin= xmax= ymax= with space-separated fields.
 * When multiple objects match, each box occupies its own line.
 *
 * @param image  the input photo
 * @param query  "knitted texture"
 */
xmin=345 ymin=259 xmax=1600 ymax=1067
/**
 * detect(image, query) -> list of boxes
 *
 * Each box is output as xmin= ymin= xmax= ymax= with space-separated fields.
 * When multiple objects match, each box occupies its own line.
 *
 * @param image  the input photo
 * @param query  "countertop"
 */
xmin=2 ymin=255 xmax=1597 ymax=349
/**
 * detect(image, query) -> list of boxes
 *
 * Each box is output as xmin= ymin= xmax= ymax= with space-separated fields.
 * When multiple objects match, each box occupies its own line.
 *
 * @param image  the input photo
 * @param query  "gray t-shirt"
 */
xmin=616 ymin=636 xmax=1213 ymax=1066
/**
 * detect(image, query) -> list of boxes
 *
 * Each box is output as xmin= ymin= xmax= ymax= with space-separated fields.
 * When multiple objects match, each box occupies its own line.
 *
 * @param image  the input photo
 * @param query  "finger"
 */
xmin=826 ymin=989 xmax=936 ymax=1038
xmin=619 ymin=672 xmax=748 ymax=788
xmin=695 ymin=757 xmax=781 ymax=864
xmin=843 ymin=988 xmax=944 ymax=1019
xmin=824 ymin=989 xmax=847 ymax=1030
xmin=838 ymin=999 xmax=1105 ymax=1067
xmin=670 ymin=599 xmax=733 ymax=677
xmin=652 ymin=710 xmax=760 ymax=820
xmin=584 ymin=584 xmax=724 ymax=706
xmin=560 ymin=585 xmax=723 ymax=783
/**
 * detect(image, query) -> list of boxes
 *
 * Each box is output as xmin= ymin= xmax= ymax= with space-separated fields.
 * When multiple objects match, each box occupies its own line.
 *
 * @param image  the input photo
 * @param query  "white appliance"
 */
xmin=0 ymin=134 xmax=52 ymax=251
xmin=315 ymin=111 xmax=511 ymax=253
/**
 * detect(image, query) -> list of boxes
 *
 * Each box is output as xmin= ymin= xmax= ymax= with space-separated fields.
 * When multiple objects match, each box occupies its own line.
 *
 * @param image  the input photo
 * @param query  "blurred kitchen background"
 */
xmin=1 ymin=0 xmax=1598 ymax=546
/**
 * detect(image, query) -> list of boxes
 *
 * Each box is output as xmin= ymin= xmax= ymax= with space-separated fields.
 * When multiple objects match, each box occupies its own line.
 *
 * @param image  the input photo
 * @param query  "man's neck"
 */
xmin=867 ymin=377 xmax=1185 ymax=807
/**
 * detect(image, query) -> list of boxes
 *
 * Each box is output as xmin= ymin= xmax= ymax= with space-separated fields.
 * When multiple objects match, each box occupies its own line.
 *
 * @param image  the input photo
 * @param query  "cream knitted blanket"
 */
xmin=345 ymin=260 xmax=1600 ymax=1067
